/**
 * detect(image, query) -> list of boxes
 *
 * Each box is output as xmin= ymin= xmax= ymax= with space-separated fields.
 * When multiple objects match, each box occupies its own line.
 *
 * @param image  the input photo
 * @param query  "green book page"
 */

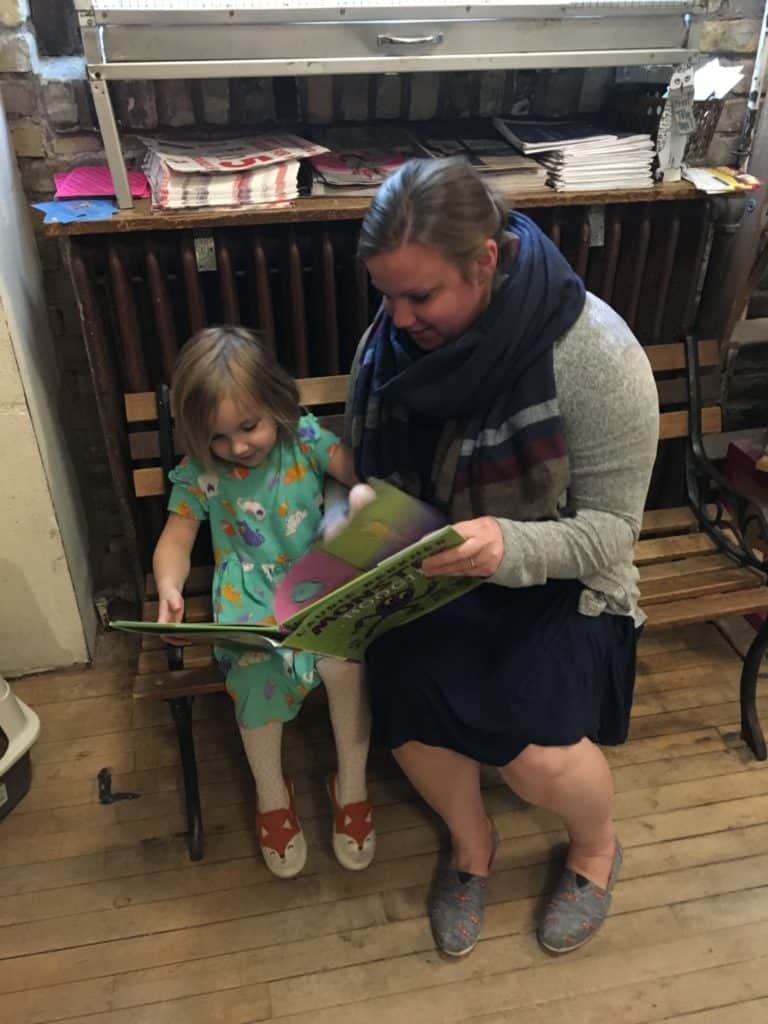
xmin=281 ymin=526 xmax=481 ymax=660
xmin=318 ymin=478 xmax=445 ymax=570
xmin=109 ymin=620 xmax=283 ymax=650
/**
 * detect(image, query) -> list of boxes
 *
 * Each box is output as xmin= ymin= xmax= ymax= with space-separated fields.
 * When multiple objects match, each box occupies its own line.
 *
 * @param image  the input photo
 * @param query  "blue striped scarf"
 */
xmin=350 ymin=213 xmax=586 ymax=521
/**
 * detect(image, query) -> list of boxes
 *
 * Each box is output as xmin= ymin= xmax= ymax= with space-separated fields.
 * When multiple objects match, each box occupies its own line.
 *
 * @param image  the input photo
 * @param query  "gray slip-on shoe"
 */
xmin=537 ymin=839 xmax=623 ymax=954
xmin=429 ymin=826 xmax=500 ymax=957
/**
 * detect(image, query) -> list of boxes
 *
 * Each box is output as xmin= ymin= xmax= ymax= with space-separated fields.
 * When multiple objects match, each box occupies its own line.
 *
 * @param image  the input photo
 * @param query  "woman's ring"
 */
xmin=469 ymin=557 xmax=476 ymax=570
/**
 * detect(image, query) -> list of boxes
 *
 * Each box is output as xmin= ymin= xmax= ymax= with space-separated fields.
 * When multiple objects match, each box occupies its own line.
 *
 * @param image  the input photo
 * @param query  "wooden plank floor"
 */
xmin=1 ymin=621 xmax=767 ymax=1024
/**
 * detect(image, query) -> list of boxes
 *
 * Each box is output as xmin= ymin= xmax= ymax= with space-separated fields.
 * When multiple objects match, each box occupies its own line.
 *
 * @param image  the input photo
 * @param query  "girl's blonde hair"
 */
xmin=357 ymin=158 xmax=514 ymax=277
xmin=172 ymin=326 xmax=300 ymax=468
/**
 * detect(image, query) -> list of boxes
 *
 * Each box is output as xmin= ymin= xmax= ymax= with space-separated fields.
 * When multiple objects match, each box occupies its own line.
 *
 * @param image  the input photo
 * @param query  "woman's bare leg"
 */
xmin=499 ymin=737 xmax=616 ymax=886
xmin=393 ymin=740 xmax=494 ymax=875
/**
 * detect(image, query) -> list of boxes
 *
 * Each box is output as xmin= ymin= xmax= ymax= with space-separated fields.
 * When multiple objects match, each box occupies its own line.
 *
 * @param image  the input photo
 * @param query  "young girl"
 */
xmin=152 ymin=325 xmax=375 ymax=879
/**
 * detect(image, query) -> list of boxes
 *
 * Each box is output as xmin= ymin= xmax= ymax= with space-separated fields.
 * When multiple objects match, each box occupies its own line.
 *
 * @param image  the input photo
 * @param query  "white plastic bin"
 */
xmin=0 ymin=675 xmax=40 ymax=819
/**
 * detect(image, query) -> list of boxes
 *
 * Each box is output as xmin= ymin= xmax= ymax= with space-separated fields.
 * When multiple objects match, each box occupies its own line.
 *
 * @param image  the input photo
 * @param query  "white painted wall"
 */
xmin=0 ymin=92 xmax=95 ymax=674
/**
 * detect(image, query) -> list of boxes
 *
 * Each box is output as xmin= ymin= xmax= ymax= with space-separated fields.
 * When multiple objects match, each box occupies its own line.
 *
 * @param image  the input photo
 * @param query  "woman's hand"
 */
xmin=422 ymin=516 xmax=504 ymax=578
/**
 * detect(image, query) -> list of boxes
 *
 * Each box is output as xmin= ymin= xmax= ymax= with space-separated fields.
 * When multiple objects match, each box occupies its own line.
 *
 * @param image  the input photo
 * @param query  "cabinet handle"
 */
xmin=377 ymin=33 xmax=444 ymax=46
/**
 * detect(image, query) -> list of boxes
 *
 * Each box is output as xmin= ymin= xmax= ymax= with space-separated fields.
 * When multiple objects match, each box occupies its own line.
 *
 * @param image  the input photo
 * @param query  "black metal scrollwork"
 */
xmin=684 ymin=334 xmax=768 ymax=576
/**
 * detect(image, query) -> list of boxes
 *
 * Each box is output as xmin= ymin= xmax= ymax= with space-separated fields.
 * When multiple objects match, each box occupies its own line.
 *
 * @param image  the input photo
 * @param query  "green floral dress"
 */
xmin=167 ymin=413 xmax=339 ymax=729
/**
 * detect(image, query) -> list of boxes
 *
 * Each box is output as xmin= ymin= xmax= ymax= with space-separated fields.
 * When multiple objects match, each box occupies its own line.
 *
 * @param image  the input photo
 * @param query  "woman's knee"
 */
xmin=501 ymin=740 xmax=586 ymax=787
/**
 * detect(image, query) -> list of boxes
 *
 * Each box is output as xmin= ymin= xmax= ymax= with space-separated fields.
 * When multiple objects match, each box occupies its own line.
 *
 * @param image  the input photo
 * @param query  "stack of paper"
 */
xmin=493 ymin=117 xmax=655 ymax=192
xmin=308 ymin=125 xmax=423 ymax=197
xmin=412 ymin=133 xmax=550 ymax=193
xmin=310 ymin=150 xmax=410 ymax=197
xmin=141 ymin=135 xmax=329 ymax=210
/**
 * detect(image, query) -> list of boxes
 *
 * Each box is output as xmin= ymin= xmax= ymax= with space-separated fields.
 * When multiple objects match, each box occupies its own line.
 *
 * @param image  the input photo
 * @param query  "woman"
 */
xmin=344 ymin=158 xmax=659 ymax=957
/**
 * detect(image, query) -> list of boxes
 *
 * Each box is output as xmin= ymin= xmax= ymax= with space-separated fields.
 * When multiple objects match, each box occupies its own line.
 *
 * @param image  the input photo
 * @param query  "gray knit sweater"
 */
xmin=344 ymin=292 xmax=660 ymax=625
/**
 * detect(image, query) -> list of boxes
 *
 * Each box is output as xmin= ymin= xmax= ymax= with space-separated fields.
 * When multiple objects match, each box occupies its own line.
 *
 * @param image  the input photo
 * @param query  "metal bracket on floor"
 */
xmin=97 ymin=767 xmax=140 ymax=804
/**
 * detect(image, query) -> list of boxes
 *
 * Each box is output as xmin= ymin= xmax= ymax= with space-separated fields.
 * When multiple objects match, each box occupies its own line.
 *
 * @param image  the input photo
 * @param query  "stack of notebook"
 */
xmin=493 ymin=117 xmax=655 ymax=192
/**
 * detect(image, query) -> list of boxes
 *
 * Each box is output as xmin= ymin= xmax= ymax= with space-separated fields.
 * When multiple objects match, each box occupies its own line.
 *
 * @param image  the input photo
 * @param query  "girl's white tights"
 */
xmin=317 ymin=657 xmax=371 ymax=806
xmin=239 ymin=719 xmax=286 ymax=812
xmin=238 ymin=657 xmax=371 ymax=813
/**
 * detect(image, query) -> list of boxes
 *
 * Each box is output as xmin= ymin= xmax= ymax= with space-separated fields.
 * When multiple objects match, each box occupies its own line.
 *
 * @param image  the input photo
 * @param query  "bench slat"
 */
xmin=125 ymin=343 xmax=719 ymax=426
xmin=634 ymin=533 xmax=718 ymax=565
xmin=133 ymin=466 xmax=166 ymax=498
xmin=641 ymin=507 xmax=697 ymax=536
xmin=658 ymin=406 xmax=722 ymax=440
xmin=133 ymin=665 xmax=225 ymax=701
xmin=138 ymin=644 xmax=215 ymax=675
xmin=637 ymin=552 xmax=735 ymax=581
xmin=136 ymin=510 xmax=722 ymax=596
xmin=132 ymin=412 xmax=347 ymax=463
xmin=133 ymin=568 xmax=768 ymax=698
xmin=644 ymin=586 xmax=768 ymax=628
xmin=132 ymin=405 xmax=724 ymax=499
xmin=644 ymin=338 xmax=719 ymax=372
xmin=155 ymin=550 xmax=749 ymax=615
xmin=130 ymin=428 xmax=183 ymax=461
xmin=639 ymin=567 xmax=762 ymax=605
xmin=125 ymin=375 xmax=349 ymax=423
xmin=656 ymin=372 xmax=720 ymax=409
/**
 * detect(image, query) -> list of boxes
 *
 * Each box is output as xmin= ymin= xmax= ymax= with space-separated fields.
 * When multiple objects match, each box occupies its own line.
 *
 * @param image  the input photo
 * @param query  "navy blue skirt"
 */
xmin=365 ymin=578 xmax=639 ymax=766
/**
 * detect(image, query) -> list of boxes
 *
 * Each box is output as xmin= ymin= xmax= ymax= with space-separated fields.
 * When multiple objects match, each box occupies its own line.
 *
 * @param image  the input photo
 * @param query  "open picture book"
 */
xmin=110 ymin=480 xmax=481 ymax=660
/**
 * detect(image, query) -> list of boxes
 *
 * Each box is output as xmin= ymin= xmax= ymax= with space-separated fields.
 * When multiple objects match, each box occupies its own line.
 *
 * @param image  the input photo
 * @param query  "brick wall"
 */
xmin=0 ymin=0 xmax=765 ymax=597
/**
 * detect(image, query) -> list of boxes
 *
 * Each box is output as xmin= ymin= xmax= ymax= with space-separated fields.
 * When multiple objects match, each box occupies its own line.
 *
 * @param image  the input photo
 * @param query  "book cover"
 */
xmin=272 ymin=480 xmax=444 ymax=622
xmin=279 ymin=525 xmax=477 ymax=659
xmin=493 ymin=117 xmax=617 ymax=153
xmin=111 ymin=481 xmax=481 ymax=660
xmin=110 ymin=620 xmax=284 ymax=650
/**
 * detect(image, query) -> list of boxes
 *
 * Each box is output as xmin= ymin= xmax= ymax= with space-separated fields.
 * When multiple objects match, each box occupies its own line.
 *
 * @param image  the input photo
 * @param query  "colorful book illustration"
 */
xmin=111 ymin=481 xmax=482 ymax=660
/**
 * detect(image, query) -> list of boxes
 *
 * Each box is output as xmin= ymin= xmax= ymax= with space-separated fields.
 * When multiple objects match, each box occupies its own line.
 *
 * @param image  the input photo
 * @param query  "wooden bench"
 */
xmin=124 ymin=336 xmax=768 ymax=860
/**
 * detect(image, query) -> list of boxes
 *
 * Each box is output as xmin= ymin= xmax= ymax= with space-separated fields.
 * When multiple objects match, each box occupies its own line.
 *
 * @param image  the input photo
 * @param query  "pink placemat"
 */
xmin=54 ymin=166 xmax=150 ymax=199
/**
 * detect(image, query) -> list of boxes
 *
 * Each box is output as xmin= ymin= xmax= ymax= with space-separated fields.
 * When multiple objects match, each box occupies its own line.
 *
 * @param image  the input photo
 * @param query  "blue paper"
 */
xmin=31 ymin=199 xmax=118 ymax=224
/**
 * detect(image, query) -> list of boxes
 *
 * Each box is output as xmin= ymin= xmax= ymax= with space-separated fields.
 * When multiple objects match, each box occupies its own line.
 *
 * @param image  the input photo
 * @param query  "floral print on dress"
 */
xmin=167 ymin=413 xmax=339 ymax=729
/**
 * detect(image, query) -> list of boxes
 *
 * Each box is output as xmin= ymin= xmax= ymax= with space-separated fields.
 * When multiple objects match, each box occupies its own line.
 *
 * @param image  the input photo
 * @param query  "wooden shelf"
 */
xmin=41 ymin=181 xmax=702 ymax=237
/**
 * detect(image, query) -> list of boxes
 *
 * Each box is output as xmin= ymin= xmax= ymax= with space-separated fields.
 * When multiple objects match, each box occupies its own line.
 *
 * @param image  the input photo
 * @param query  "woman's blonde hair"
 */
xmin=172 ymin=325 xmax=300 ymax=468
xmin=357 ymin=158 xmax=514 ymax=276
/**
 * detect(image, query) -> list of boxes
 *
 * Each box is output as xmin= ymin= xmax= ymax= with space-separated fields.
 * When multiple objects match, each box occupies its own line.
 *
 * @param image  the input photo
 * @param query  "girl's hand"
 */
xmin=321 ymin=483 xmax=377 ymax=541
xmin=157 ymin=587 xmax=188 ymax=645
xmin=421 ymin=517 xmax=504 ymax=578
